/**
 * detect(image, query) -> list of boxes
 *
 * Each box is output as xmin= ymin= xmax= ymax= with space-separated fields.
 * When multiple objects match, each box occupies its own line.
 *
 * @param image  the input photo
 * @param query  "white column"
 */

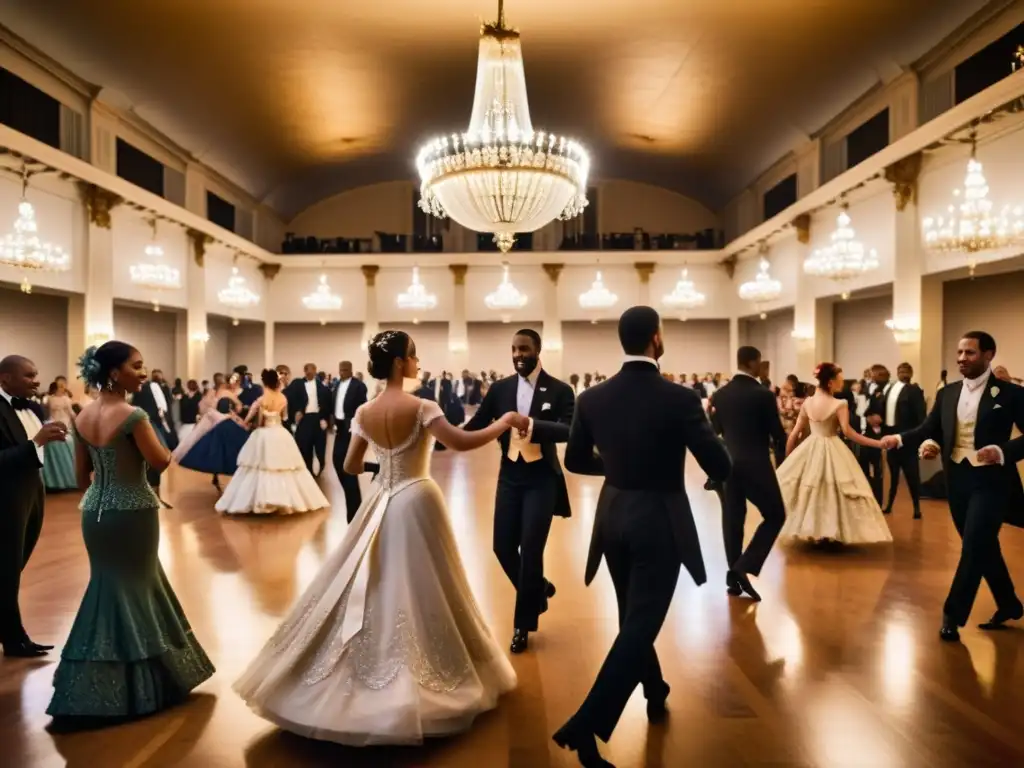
xmin=448 ymin=265 xmax=469 ymax=372
xmin=264 ymin=320 xmax=275 ymax=370
xmin=77 ymin=184 xmax=118 ymax=349
xmin=728 ymin=315 xmax=740 ymax=370
xmin=184 ymin=161 xmax=207 ymax=217
xmin=361 ymin=266 xmax=379 ymax=343
xmin=541 ymin=264 xmax=563 ymax=379
xmin=635 ymin=262 xmax=655 ymax=306
xmin=66 ymin=293 xmax=87 ymax=397
xmin=791 ymin=218 xmax=818 ymax=376
xmin=185 ymin=230 xmax=210 ymax=381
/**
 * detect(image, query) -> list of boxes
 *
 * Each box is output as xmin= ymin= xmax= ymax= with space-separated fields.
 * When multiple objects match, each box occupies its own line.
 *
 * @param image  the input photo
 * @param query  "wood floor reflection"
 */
xmin=6 ymin=448 xmax=1024 ymax=767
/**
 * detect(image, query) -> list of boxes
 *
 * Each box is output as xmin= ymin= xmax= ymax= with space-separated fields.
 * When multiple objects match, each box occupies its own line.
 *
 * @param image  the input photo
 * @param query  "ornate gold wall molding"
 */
xmin=258 ymin=263 xmax=281 ymax=281
xmin=449 ymin=264 xmax=468 ymax=285
xmin=884 ymin=152 xmax=923 ymax=212
xmin=541 ymin=263 xmax=564 ymax=283
xmin=361 ymin=264 xmax=380 ymax=286
xmin=634 ymin=262 xmax=655 ymax=283
xmin=76 ymin=182 xmax=122 ymax=229
xmin=791 ymin=213 xmax=811 ymax=244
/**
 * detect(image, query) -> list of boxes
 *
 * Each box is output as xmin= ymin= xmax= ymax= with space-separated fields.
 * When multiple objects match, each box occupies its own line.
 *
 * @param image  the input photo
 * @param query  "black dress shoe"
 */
xmin=727 ymin=570 xmax=761 ymax=602
xmin=553 ymin=725 xmax=615 ymax=768
xmin=646 ymin=682 xmax=670 ymax=723
xmin=940 ymin=615 xmax=960 ymax=642
xmin=726 ymin=571 xmax=742 ymax=596
xmin=29 ymin=640 xmax=54 ymax=651
xmin=979 ymin=604 xmax=1024 ymax=631
xmin=3 ymin=641 xmax=49 ymax=658
xmin=510 ymin=629 xmax=529 ymax=654
xmin=913 ymin=508 xmax=921 ymax=520
xmin=882 ymin=507 xmax=892 ymax=515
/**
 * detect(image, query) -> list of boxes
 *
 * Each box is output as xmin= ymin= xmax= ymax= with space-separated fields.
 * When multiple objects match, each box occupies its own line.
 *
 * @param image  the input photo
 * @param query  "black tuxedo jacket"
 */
xmin=0 ymin=396 xmax=44 ymax=500
xmin=900 ymin=377 xmax=1024 ymax=527
xmin=134 ymin=382 xmax=175 ymax=431
xmin=565 ymin=361 xmax=732 ymax=586
xmin=331 ymin=377 xmax=368 ymax=429
xmin=710 ymin=374 xmax=786 ymax=467
xmin=286 ymin=378 xmax=333 ymax=423
xmin=464 ymin=368 xmax=575 ymax=517
xmin=884 ymin=381 xmax=927 ymax=432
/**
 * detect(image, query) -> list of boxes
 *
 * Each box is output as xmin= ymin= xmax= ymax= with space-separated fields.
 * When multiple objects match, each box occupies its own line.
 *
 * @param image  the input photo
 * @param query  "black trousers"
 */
xmin=884 ymin=427 xmax=921 ymax=513
xmin=0 ymin=481 xmax=44 ymax=644
xmin=148 ymin=416 xmax=178 ymax=489
xmin=568 ymin=501 xmax=677 ymax=743
xmin=295 ymin=415 xmax=324 ymax=475
xmin=493 ymin=460 xmax=556 ymax=631
xmin=944 ymin=461 xmax=1020 ymax=626
xmin=332 ymin=425 xmax=362 ymax=523
xmin=722 ymin=458 xmax=786 ymax=577
xmin=858 ymin=442 xmax=884 ymax=506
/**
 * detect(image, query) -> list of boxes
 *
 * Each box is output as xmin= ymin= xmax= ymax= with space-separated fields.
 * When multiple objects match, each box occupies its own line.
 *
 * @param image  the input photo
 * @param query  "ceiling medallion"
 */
xmin=662 ymin=267 xmax=706 ymax=320
xmin=302 ymin=270 xmax=343 ymax=325
xmin=415 ymin=0 xmax=589 ymax=254
xmin=579 ymin=269 xmax=618 ymax=312
xmin=218 ymin=265 xmax=260 ymax=324
xmin=485 ymin=263 xmax=528 ymax=323
xmin=922 ymin=133 xmax=1023 ymax=275
xmin=0 ymin=169 xmax=70 ymax=294
xmin=803 ymin=205 xmax=879 ymax=283
xmin=129 ymin=218 xmax=181 ymax=312
xmin=396 ymin=266 xmax=438 ymax=321
xmin=738 ymin=257 xmax=782 ymax=319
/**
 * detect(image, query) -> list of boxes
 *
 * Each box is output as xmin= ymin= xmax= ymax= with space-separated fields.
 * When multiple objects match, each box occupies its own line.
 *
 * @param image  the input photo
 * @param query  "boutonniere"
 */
xmin=991 ymin=385 xmax=1000 ymax=398
xmin=541 ymin=402 xmax=552 ymax=411
xmin=539 ymin=387 xmax=547 ymax=392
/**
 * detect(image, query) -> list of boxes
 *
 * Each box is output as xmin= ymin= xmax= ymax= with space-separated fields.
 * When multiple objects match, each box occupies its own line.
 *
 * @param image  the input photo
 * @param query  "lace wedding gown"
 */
xmin=777 ymin=399 xmax=893 ymax=545
xmin=233 ymin=399 xmax=516 ymax=745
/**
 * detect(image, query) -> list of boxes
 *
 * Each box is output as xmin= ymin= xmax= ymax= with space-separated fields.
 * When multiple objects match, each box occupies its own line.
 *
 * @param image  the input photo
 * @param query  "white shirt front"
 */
xmin=149 ymin=381 xmax=169 ymax=414
xmin=623 ymin=355 xmax=659 ymax=370
xmin=334 ymin=378 xmax=351 ymax=420
xmin=304 ymin=379 xmax=319 ymax=414
xmin=516 ymin=366 xmax=540 ymax=417
xmin=0 ymin=386 xmax=44 ymax=465
xmin=885 ymin=381 xmax=904 ymax=427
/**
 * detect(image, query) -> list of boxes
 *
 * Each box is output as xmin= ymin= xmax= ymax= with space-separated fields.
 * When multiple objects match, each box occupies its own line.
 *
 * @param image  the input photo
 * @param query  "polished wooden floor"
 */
xmin=5 ymin=447 xmax=1024 ymax=768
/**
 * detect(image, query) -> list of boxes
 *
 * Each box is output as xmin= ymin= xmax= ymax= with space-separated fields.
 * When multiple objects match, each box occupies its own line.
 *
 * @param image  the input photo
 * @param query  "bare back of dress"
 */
xmin=803 ymin=397 xmax=844 ymax=439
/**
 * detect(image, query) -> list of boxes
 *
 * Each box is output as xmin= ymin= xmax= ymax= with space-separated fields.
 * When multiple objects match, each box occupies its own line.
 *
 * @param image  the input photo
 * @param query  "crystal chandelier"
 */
xmin=302 ymin=272 xmax=342 ymax=325
xmin=922 ymin=133 xmax=1024 ymax=274
xmin=739 ymin=256 xmax=782 ymax=319
xmin=485 ymin=263 xmax=528 ymax=322
xmin=803 ymin=205 xmax=879 ymax=283
xmin=579 ymin=270 xmax=618 ymax=311
xmin=415 ymin=0 xmax=589 ymax=254
xmin=218 ymin=265 xmax=260 ymax=325
xmin=129 ymin=219 xmax=181 ymax=312
xmin=396 ymin=267 xmax=438 ymax=316
xmin=662 ymin=268 xmax=706 ymax=320
xmin=0 ymin=170 xmax=70 ymax=294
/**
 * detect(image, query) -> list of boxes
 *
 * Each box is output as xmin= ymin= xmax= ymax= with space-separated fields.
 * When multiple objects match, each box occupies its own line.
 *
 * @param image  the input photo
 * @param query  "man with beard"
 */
xmin=463 ymin=329 xmax=575 ymax=653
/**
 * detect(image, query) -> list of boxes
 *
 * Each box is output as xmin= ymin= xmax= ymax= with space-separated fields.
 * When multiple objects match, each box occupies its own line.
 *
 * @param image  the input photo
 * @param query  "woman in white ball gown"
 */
xmin=234 ymin=330 xmax=519 ymax=746
xmin=215 ymin=368 xmax=329 ymax=515
xmin=777 ymin=362 xmax=893 ymax=545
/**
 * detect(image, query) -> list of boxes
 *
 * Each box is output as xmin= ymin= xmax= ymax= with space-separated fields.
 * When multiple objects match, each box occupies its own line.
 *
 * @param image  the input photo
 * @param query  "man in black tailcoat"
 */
xmin=881 ymin=362 xmax=927 ymax=518
xmin=331 ymin=360 xmax=368 ymax=522
xmin=286 ymin=363 xmax=332 ymax=476
xmin=132 ymin=367 xmax=177 ymax=507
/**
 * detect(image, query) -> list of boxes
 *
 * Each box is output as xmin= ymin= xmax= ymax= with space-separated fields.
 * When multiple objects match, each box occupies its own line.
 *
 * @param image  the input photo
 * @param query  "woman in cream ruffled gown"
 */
xmin=216 ymin=369 xmax=328 ymax=515
xmin=778 ymin=362 xmax=893 ymax=545
xmin=234 ymin=330 xmax=519 ymax=746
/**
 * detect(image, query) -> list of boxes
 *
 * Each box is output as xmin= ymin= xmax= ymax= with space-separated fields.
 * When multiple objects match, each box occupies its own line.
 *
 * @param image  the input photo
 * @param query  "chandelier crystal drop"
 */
xmin=0 ymin=197 xmax=71 ymax=294
xmin=662 ymin=268 xmax=706 ymax=317
xmin=302 ymin=272 xmax=343 ymax=323
xmin=922 ymin=136 xmax=1024 ymax=274
xmin=739 ymin=257 xmax=782 ymax=319
xmin=415 ymin=0 xmax=589 ymax=254
xmin=485 ymin=263 xmax=528 ymax=322
xmin=803 ymin=206 xmax=879 ymax=282
xmin=396 ymin=267 xmax=438 ymax=312
xmin=218 ymin=266 xmax=260 ymax=323
xmin=578 ymin=270 xmax=618 ymax=310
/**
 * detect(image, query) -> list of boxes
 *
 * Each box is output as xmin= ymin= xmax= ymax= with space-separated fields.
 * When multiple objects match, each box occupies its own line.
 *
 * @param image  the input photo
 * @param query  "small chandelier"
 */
xmin=396 ymin=267 xmax=438 ymax=316
xmin=129 ymin=218 xmax=181 ymax=312
xmin=739 ymin=256 xmax=782 ymax=319
xmin=803 ymin=205 xmax=879 ymax=283
xmin=0 ymin=169 xmax=70 ymax=293
xmin=579 ymin=269 xmax=618 ymax=312
xmin=415 ymin=0 xmax=589 ymax=253
xmin=485 ymin=263 xmax=528 ymax=322
xmin=302 ymin=271 xmax=342 ymax=325
xmin=922 ymin=132 xmax=1024 ymax=275
xmin=662 ymin=268 xmax=706 ymax=320
xmin=218 ymin=265 xmax=260 ymax=324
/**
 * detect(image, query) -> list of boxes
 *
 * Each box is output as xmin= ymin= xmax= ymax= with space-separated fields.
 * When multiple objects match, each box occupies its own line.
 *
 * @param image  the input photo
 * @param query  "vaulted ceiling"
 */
xmin=0 ymin=0 xmax=997 ymax=219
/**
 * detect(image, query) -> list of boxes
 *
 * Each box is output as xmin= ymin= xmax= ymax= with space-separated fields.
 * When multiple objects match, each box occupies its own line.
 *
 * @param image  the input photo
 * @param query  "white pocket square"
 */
xmin=993 ymin=404 xmax=1002 ymax=410
xmin=539 ymin=387 xmax=547 ymax=392
xmin=541 ymin=402 xmax=551 ymax=411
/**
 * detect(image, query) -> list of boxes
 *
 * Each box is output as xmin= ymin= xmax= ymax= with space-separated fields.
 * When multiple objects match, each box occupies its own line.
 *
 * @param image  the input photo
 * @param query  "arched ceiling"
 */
xmin=0 ymin=0 xmax=997 ymax=220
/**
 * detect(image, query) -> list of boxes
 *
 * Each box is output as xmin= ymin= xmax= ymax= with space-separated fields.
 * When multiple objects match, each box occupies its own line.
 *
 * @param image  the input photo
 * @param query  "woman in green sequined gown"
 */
xmin=48 ymin=342 xmax=214 ymax=723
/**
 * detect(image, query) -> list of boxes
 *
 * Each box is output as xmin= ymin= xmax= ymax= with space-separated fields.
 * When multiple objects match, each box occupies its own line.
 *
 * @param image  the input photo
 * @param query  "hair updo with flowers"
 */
xmin=77 ymin=341 xmax=136 ymax=389
xmin=813 ymin=362 xmax=842 ymax=389
xmin=367 ymin=329 xmax=411 ymax=380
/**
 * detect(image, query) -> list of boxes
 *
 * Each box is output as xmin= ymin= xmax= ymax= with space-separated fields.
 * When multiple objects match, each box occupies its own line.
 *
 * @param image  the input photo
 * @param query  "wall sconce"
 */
xmin=87 ymin=329 xmax=112 ymax=346
xmin=790 ymin=328 xmax=815 ymax=342
xmin=448 ymin=340 xmax=468 ymax=354
xmin=884 ymin=318 xmax=920 ymax=345
xmin=191 ymin=331 xmax=210 ymax=343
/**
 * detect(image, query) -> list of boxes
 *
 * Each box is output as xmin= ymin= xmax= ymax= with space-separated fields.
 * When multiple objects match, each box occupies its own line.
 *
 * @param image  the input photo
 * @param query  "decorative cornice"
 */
xmin=186 ymin=228 xmax=214 ymax=267
xmin=76 ymin=182 xmax=122 ymax=229
xmin=258 ymin=263 xmax=281 ymax=281
xmin=449 ymin=264 xmax=468 ymax=285
xmin=541 ymin=263 xmax=564 ymax=283
xmin=361 ymin=264 xmax=380 ymax=286
xmin=634 ymin=262 xmax=656 ymax=283
xmin=791 ymin=213 xmax=811 ymax=244
xmin=721 ymin=254 xmax=738 ymax=279
xmin=884 ymin=152 xmax=923 ymax=212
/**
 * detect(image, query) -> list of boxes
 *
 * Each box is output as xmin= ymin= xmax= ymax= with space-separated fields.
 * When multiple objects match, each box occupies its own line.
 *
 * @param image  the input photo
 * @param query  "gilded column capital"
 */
xmin=634 ymin=262 xmax=655 ymax=284
xmin=721 ymin=253 xmax=738 ymax=279
xmin=186 ymin=228 xmax=214 ymax=267
xmin=361 ymin=265 xmax=380 ymax=286
xmin=884 ymin=152 xmax=923 ymax=212
xmin=76 ymin=182 xmax=122 ymax=229
xmin=449 ymin=264 xmax=468 ymax=285
xmin=791 ymin=213 xmax=811 ymax=244
xmin=258 ymin=263 xmax=281 ymax=281
xmin=541 ymin=263 xmax=564 ymax=283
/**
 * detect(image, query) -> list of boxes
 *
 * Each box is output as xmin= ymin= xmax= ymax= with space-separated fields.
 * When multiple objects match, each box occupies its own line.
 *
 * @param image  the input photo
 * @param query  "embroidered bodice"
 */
xmin=805 ymin=399 xmax=843 ymax=439
xmin=262 ymin=410 xmax=283 ymax=427
xmin=78 ymin=407 xmax=161 ymax=515
xmin=351 ymin=399 xmax=445 ymax=491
